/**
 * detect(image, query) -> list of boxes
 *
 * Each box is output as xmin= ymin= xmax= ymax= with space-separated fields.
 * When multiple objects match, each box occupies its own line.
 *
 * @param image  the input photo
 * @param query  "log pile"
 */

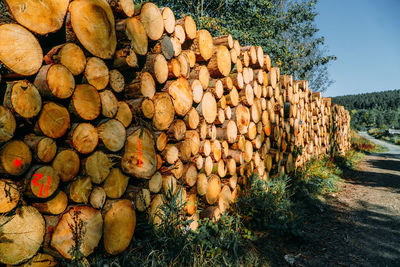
xmin=0 ymin=0 xmax=351 ymax=264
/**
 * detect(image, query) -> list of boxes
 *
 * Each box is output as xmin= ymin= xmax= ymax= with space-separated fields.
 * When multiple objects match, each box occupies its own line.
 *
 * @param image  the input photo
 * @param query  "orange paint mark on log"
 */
xmin=138 ymin=139 xmax=143 ymax=167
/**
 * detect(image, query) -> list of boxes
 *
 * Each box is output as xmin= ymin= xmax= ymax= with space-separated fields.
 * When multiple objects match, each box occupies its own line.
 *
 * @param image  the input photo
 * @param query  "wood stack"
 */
xmin=0 ymin=0 xmax=351 ymax=264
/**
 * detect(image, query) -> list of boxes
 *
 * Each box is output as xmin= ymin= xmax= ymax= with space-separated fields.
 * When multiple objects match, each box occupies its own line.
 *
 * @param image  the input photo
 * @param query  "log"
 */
xmin=232 ymin=104 xmax=250 ymax=134
xmin=183 ymin=163 xmax=197 ymax=187
xmin=189 ymin=29 xmax=214 ymax=61
xmin=186 ymin=193 xmax=197 ymax=215
xmin=122 ymin=128 xmax=157 ymax=178
xmin=98 ymin=119 xmax=126 ymax=152
xmin=108 ymin=0 xmax=135 ymax=17
xmin=239 ymin=84 xmax=254 ymax=106
xmin=84 ymin=57 xmax=109 ymax=90
xmin=176 ymin=15 xmax=197 ymax=40
xmin=143 ymin=53 xmax=168 ymax=84
xmin=191 ymin=79 xmax=203 ymax=104
xmin=0 ymin=206 xmax=45 ymax=265
xmin=125 ymin=72 xmax=156 ymax=99
xmin=69 ymin=176 xmax=92 ymax=204
xmin=120 ymin=17 xmax=148 ymax=56
xmin=216 ymin=120 xmax=237 ymax=144
xmin=24 ymin=134 xmax=57 ymax=163
xmin=162 ymin=175 xmax=177 ymax=197
xmin=103 ymin=168 xmax=129 ymax=198
xmin=26 ymin=166 xmax=60 ymax=199
xmin=67 ymin=123 xmax=98 ymax=154
xmin=4 ymin=80 xmax=42 ymax=119
xmin=5 ymin=0 xmax=69 ymax=35
xmin=69 ymin=0 xmax=116 ymax=59
xmin=207 ymin=45 xmax=231 ymax=78
xmin=109 ymin=69 xmax=125 ymax=93
xmin=178 ymin=53 xmax=190 ymax=78
xmin=205 ymin=156 xmax=213 ymax=175
xmin=218 ymin=185 xmax=232 ymax=214
xmin=51 ymin=206 xmax=103 ymax=259
xmin=115 ymin=101 xmax=133 ymax=128
xmin=183 ymin=50 xmax=196 ymax=67
xmin=209 ymin=79 xmax=224 ymax=99
xmin=205 ymin=174 xmax=221 ymax=205
xmin=161 ymin=7 xmax=175 ymax=34
xmin=138 ymin=2 xmax=164 ymax=41
xmin=0 ymin=106 xmax=15 ymax=143
xmin=149 ymin=171 xmax=162 ymax=193
xmin=213 ymin=34 xmax=233 ymax=48
xmin=197 ymin=92 xmax=217 ymax=124
xmin=0 ymin=24 xmax=43 ymax=76
xmin=44 ymin=43 xmax=86 ymax=76
xmin=174 ymin=24 xmax=186 ymax=44
xmin=186 ymin=130 xmax=201 ymax=155
xmin=171 ymin=36 xmax=182 ymax=56
xmin=113 ymin=47 xmax=139 ymax=69
xmin=103 ymin=199 xmax=136 ymax=255
xmin=32 ymin=190 xmax=68 ymax=215
xmin=225 ymin=86 xmax=239 ymax=107
xmin=152 ymin=92 xmax=175 ymax=130
xmin=35 ymin=102 xmax=70 ymax=139
xmin=34 ymin=64 xmax=75 ymax=99
xmin=13 ymin=253 xmax=57 ymax=267
xmin=163 ymin=77 xmax=193 ymax=116
xmin=84 ymin=151 xmax=113 ymax=184
xmin=0 ymin=179 xmax=19 ymax=213
xmin=196 ymin=173 xmax=208 ymax=196
xmin=189 ymin=65 xmax=210 ymax=89
xmin=167 ymin=119 xmax=186 ymax=141
xmin=52 ymin=149 xmax=80 ymax=183
xmin=0 ymin=140 xmax=32 ymax=176
xmin=168 ymin=58 xmax=181 ymax=79
xmin=69 ymin=84 xmax=101 ymax=121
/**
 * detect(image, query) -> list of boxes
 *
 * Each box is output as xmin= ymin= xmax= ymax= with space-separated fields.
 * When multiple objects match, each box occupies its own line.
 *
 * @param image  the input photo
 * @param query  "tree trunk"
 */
xmin=189 ymin=64 xmax=210 ymax=89
xmin=213 ymin=34 xmax=233 ymax=49
xmin=26 ymin=165 xmax=60 ymax=199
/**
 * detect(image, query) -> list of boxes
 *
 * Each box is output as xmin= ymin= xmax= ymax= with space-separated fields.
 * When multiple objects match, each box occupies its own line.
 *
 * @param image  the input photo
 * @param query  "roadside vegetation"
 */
xmin=368 ymin=128 xmax=400 ymax=146
xmin=350 ymin=131 xmax=387 ymax=153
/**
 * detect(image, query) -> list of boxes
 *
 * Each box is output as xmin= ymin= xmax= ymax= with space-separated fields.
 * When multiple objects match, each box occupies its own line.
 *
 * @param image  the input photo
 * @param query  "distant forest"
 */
xmin=332 ymin=90 xmax=400 ymax=130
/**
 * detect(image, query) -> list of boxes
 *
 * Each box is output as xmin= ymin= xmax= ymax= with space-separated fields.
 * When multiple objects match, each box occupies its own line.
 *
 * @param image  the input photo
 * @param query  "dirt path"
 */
xmin=291 ymin=134 xmax=400 ymax=267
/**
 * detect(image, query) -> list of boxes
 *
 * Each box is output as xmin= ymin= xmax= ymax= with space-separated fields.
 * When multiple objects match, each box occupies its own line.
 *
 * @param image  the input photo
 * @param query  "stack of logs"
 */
xmin=0 ymin=0 xmax=351 ymax=265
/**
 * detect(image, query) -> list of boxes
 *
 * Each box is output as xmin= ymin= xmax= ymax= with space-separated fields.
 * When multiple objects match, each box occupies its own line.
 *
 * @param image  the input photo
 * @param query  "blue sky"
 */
xmin=316 ymin=0 xmax=400 ymax=97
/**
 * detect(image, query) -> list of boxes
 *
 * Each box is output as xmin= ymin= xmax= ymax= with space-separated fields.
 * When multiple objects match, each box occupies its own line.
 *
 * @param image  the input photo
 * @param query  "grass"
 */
xmin=351 ymin=131 xmax=387 ymax=153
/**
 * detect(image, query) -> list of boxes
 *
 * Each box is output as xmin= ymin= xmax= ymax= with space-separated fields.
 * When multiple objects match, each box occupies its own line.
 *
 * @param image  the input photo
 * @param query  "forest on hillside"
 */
xmin=332 ymin=89 xmax=400 ymax=130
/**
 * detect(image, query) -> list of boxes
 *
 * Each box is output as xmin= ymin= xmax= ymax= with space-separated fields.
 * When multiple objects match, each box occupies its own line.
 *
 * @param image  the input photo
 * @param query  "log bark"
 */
xmin=143 ymin=53 xmax=168 ymax=84
xmin=213 ymin=34 xmax=233 ymax=48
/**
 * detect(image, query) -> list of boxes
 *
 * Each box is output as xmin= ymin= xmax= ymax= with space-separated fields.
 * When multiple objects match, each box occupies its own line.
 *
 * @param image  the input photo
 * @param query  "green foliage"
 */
xmin=333 ymin=150 xmax=364 ymax=171
xmin=152 ymin=0 xmax=336 ymax=91
xmin=235 ymin=174 xmax=297 ymax=233
xmin=332 ymin=89 xmax=400 ymax=130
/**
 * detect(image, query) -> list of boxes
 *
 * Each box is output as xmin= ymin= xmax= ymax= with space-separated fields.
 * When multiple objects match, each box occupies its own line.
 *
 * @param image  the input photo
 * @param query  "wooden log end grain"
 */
xmin=177 ymin=15 xmax=197 ymax=40
xmin=161 ymin=6 xmax=176 ymax=34
xmin=103 ymin=167 xmax=129 ymax=199
xmin=200 ymin=92 xmax=217 ymax=124
xmin=98 ymin=119 xmax=127 ymax=152
xmin=69 ymin=0 xmax=116 ymax=59
xmin=69 ymin=123 xmax=99 ymax=154
xmin=0 ymin=206 xmax=45 ymax=265
xmin=164 ymin=77 xmax=193 ymax=116
xmin=84 ymin=151 xmax=113 ymax=184
xmin=0 ymin=179 xmax=19 ymax=213
xmin=37 ymin=102 xmax=70 ymax=139
xmin=140 ymin=2 xmax=164 ymax=41
xmin=115 ymin=101 xmax=133 ymax=128
xmin=0 ymin=140 xmax=32 ymax=176
xmin=191 ymin=29 xmax=214 ymax=61
xmin=51 ymin=206 xmax=103 ymax=259
xmin=208 ymin=45 xmax=231 ymax=78
xmin=70 ymin=84 xmax=101 ymax=121
xmin=32 ymin=190 xmax=68 ymax=215
xmin=0 ymin=24 xmax=43 ymax=76
xmin=84 ymin=57 xmax=109 ymax=91
xmin=0 ymin=106 xmax=16 ymax=143
xmin=103 ymin=199 xmax=136 ymax=255
xmin=52 ymin=149 xmax=80 ymax=183
xmin=99 ymin=90 xmax=118 ymax=118
xmin=24 ymin=134 xmax=57 ymax=163
xmin=152 ymin=92 xmax=175 ymax=130
xmin=4 ymin=80 xmax=42 ymax=119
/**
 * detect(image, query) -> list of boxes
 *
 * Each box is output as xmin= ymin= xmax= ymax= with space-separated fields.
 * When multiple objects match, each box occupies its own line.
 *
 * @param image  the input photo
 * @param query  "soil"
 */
xmin=287 ymin=133 xmax=400 ymax=267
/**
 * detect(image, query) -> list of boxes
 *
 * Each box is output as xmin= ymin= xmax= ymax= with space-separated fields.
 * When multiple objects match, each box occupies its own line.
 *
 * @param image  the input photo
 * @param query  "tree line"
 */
xmin=332 ymin=89 xmax=400 ymax=130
